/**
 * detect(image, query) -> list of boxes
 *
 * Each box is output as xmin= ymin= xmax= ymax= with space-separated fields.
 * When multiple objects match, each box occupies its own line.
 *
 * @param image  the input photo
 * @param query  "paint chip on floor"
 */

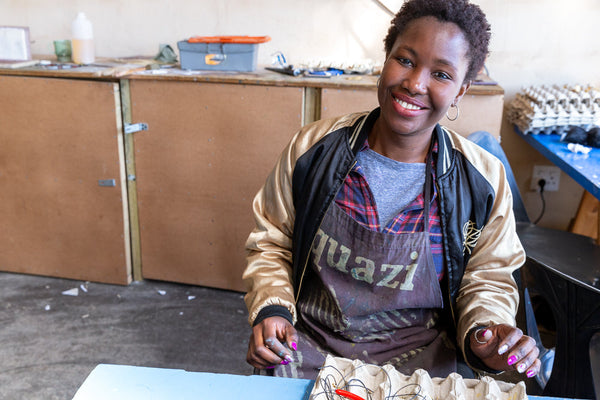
xmin=62 ymin=288 xmax=79 ymax=296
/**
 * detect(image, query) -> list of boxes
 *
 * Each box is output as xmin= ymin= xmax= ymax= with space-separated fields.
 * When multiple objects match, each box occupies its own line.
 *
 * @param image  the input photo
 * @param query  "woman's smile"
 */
xmin=392 ymin=92 xmax=428 ymax=114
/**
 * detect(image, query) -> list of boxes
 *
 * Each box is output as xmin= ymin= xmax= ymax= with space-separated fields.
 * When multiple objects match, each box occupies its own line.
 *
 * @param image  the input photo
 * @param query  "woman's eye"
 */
xmin=396 ymin=57 xmax=413 ymax=67
xmin=434 ymin=71 xmax=452 ymax=80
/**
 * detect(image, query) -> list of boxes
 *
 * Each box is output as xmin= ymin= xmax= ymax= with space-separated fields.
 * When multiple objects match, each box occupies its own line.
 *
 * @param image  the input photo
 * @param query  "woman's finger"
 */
xmin=525 ymin=358 xmax=542 ymax=378
xmin=285 ymin=324 xmax=299 ymax=352
xmin=507 ymin=336 xmax=539 ymax=372
xmin=264 ymin=336 xmax=294 ymax=365
xmin=247 ymin=331 xmax=272 ymax=369
xmin=496 ymin=326 xmax=523 ymax=355
xmin=472 ymin=327 xmax=493 ymax=345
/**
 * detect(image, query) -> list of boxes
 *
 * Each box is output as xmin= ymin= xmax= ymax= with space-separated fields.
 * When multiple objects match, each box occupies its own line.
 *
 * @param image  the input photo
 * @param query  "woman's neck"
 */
xmin=368 ymin=119 xmax=433 ymax=163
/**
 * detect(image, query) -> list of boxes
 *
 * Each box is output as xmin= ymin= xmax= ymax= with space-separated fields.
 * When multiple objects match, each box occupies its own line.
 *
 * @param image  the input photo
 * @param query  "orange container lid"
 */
xmin=187 ymin=35 xmax=271 ymax=44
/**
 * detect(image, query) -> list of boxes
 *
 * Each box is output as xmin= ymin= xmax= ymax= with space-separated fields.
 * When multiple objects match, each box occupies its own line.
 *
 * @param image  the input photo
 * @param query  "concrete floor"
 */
xmin=0 ymin=271 xmax=253 ymax=400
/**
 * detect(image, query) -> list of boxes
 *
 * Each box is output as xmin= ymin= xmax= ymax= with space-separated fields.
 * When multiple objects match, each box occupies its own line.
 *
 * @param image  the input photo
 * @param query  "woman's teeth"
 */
xmin=394 ymin=98 xmax=422 ymax=110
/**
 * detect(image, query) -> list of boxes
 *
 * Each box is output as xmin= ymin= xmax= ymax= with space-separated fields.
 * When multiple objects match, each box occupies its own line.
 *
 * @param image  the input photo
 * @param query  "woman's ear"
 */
xmin=454 ymin=80 xmax=472 ymax=106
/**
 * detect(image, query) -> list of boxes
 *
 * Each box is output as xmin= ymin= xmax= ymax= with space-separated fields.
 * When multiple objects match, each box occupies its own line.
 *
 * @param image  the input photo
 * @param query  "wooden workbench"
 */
xmin=0 ymin=61 xmax=505 ymax=291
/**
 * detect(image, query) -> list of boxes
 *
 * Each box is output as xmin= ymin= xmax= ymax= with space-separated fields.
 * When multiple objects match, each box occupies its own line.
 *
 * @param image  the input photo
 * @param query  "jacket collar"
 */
xmin=435 ymin=124 xmax=453 ymax=177
xmin=349 ymin=108 xmax=380 ymax=155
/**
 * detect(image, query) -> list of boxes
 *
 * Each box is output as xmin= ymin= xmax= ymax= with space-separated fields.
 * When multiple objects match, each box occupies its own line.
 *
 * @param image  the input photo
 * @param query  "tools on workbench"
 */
xmin=266 ymin=51 xmax=377 ymax=78
xmin=267 ymin=65 xmax=344 ymax=78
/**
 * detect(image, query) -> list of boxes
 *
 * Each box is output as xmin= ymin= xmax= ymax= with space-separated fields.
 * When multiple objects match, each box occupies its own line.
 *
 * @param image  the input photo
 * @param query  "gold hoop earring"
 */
xmin=446 ymin=103 xmax=460 ymax=121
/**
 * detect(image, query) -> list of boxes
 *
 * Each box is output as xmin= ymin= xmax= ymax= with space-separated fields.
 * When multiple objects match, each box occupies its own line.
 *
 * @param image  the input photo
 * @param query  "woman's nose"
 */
xmin=404 ymin=70 xmax=427 ymax=94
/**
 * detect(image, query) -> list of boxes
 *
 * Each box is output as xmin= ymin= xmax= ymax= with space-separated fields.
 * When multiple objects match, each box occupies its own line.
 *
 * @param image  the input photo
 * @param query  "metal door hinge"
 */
xmin=124 ymin=122 xmax=148 ymax=135
xmin=98 ymin=179 xmax=116 ymax=187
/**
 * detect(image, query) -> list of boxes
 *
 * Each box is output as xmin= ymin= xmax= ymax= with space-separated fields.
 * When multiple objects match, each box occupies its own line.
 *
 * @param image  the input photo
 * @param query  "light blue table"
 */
xmin=71 ymin=364 xmax=576 ymax=400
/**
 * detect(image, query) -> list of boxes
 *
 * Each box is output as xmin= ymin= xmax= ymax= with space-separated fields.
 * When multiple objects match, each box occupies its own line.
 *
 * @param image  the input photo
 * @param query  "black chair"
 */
xmin=469 ymin=131 xmax=600 ymax=399
xmin=591 ymin=332 xmax=600 ymax=400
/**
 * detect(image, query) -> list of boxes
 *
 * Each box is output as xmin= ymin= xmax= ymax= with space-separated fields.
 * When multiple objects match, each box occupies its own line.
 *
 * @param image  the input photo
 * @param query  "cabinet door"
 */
xmin=0 ymin=76 xmax=131 ymax=284
xmin=129 ymin=80 xmax=303 ymax=291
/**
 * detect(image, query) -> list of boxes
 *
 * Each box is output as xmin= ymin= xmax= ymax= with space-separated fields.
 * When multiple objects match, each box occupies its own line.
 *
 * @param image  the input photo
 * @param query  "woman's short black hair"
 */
xmin=383 ymin=0 xmax=491 ymax=82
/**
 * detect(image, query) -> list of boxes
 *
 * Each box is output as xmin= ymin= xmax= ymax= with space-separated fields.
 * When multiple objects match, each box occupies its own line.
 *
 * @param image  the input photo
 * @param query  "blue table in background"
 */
xmin=515 ymin=128 xmax=600 ymax=246
xmin=514 ymin=130 xmax=600 ymax=201
xmin=71 ymin=364 xmax=578 ymax=400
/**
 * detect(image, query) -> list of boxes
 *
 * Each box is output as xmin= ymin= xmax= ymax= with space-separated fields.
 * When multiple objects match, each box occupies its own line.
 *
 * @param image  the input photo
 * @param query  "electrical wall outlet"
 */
xmin=530 ymin=165 xmax=561 ymax=191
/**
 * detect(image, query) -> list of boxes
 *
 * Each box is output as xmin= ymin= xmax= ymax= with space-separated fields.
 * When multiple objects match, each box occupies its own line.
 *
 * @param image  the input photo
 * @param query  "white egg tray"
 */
xmin=309 ymin=355 xmax=527 ymax=400
xmin=507 ymin=84 xmax=599 ymax=135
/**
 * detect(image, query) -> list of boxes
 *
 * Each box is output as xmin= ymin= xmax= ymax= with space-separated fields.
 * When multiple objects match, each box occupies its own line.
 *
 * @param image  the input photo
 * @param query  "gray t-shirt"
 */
xmin=356 ymin=149 xmax=426 ymax=228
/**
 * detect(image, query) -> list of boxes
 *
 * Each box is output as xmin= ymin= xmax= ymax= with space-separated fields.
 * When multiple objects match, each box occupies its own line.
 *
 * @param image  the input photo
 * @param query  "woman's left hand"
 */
xmin=469 ymin=324 xmax=541 ymax=378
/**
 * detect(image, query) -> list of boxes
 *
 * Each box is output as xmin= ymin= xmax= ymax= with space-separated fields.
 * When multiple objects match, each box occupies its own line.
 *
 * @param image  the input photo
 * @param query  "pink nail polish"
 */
xmin=526 ymin=369 xmax=536 ymax=378
xmin=266 ymin=366 xmax=275 ymax=369
xmin=291 ymin=342 xmax=297 ymax=351
xmin=507 ymin=355 xmax=518 ymax=366
xmin=280 ymin=359 xmax=289 ymax=365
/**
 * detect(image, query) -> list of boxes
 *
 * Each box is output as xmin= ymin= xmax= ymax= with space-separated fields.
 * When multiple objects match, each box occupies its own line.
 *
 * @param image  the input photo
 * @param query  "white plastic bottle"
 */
xmin=71 ymin=12 xmax=95 ymax=64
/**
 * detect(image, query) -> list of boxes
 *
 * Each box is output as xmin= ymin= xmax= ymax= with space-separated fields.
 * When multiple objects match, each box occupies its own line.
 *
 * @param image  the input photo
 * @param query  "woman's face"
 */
xmin=377 ymin=16 xmax=471 ymax=140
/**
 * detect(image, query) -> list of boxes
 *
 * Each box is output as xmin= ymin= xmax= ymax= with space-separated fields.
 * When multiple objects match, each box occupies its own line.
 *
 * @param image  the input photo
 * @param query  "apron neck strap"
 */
xmin=423 ymin=140 xmax=435 ymax=234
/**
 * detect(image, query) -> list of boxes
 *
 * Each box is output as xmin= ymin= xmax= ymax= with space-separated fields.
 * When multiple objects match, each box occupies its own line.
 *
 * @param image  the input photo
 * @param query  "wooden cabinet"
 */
xmin=0 ymin=76 xmax=131 ymax=284
xmin=127 ymin=80 xmax=303 ymax=291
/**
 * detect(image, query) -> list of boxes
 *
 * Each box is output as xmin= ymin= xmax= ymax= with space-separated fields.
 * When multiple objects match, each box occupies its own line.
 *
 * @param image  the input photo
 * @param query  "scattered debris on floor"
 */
xmin=62 ymin=287 xmax=79 ymax=296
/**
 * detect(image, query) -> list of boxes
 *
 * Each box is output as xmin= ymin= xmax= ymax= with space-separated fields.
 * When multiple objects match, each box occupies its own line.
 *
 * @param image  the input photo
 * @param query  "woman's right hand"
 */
xmin=246 ymin=316 xmax=299 ymax=370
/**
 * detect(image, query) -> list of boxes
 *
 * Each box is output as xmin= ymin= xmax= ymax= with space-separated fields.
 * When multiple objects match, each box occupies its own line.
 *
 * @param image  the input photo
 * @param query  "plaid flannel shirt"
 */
xmin=335 ymin=139 xmax=445 ymax=280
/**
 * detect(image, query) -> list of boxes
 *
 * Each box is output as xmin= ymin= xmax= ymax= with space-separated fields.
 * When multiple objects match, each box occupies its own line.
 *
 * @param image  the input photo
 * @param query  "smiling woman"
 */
xmin=242 ymin=0 xmax=541 ymax=382
xmin=373 ymin=16 xmax=471 ymax=162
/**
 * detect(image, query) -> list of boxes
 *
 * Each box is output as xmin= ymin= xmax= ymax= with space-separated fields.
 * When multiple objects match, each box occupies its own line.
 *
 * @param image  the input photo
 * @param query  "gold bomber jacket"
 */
xmin=242 ymin=110 xmax=526 ymax=370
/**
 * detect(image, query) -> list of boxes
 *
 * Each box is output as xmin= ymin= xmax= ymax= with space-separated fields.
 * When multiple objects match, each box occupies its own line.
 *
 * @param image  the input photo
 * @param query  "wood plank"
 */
xmin=129 ymin=80 xmax=303 ymax=291
xmin=119 ymin=78 xmax=143 ymax=281
xmin=0 ymin=76 xmax=130 ymax=284
xmin=303 ymin=87 xmax=321 ymax=126
xmin=571 ymin=190 xmax=599 ymax=242
xmin=113 ymin=81 xmax=133 ymax=283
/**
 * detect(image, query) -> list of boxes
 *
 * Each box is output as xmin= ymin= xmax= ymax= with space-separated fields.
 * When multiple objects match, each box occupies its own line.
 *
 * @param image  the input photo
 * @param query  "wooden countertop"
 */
xmin=0 ymin=57 xmax=504 ymax=95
